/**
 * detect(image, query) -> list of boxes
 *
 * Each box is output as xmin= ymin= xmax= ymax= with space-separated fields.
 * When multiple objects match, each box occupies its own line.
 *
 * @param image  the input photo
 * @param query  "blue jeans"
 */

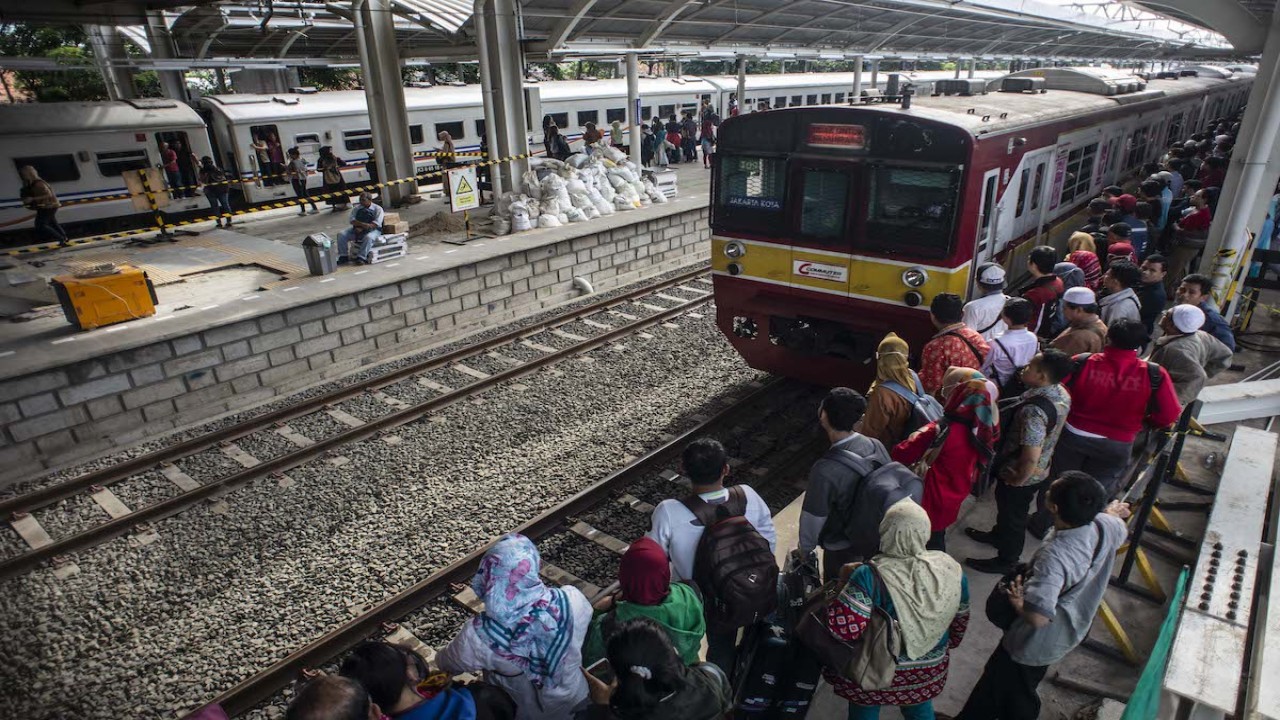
xmin=848 ymin=701 xmax=934 ymax=720
xmin=337 ymin=227 xmax=380 ymax=261
xmin=205 ymin=190 xmax=232 ymax=217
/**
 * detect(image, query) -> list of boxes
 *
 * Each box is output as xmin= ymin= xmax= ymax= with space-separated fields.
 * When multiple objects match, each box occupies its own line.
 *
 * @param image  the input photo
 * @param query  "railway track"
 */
xmin=0 ymin=268 xmax=716 ymax=580
xmin=198 ymin=375 xmax=822 ymax=718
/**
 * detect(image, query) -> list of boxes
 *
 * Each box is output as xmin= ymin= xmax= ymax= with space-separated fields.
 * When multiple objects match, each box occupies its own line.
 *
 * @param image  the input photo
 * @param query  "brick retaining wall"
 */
xmin=0 ymin=207 xmax=710 ymax=487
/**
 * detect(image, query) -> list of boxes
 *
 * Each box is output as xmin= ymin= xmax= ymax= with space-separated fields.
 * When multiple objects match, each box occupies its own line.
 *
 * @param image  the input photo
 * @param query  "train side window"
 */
xmin=606 ymin=108 xmax=626 ymax=124
xmin=343 ymin=128 xmax=373 ymax=152
xmin=979 ymin=174 xmax=998 ymax=234
xmin=806 ymin=94 xmax=818 ymax=105
xmin=834 ymin=92 xmax=845 ymax=104
xmin=642 ymin=106 xmax=653 ymax=120
xmin=797 ymin=168 xmax=850 ymax=242
xmin=1015 ymin=167 xmax=1030 ymax=218
xmin=791 ymin=95 xmax=802 ymax=106
xmin=547 ymin=112 xmax=569 ymax=129
xmin=14 ymin=154 xmax=80 ymax=183
xmin=577 ymin=110 xmax=599 ymax=127
xmin=821 ymin=93 xmax=832 ymax=104
xmin=475 ymin=119 xmax=486 ymax=139
xmin=295 ymin=133 xmax=320 ymax=145
xmin=865 ymin=165 xmax=959 ymax=257
xmin=1059 ymin=143 xmax=1098 ymax=206
xmin=1030 ymin=162 xmax=1046 ymax=211
xmin=775 ymin=96 xmax=787 ymax=108
xmin=96 ymin=150 xmax=150 ymax=177
xmin=435 ymin=121 xmax=465 ymax=139
xmin=409 ymin=125 xmax=424 ymax=144
xmin=658 ymin=104 xmax=675 ymax=119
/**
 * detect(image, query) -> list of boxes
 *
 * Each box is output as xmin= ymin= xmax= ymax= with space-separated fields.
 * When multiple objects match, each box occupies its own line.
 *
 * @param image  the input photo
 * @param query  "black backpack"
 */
xmin=990 ymin=339 xmax=1031 ymax=398
xmin=977 ymin=393 xmax=1060 ymax=496
xmin=817 ymin=450 xmax=924 ymax=558
xmin=683 ymin=486 xmax=779 ymax=630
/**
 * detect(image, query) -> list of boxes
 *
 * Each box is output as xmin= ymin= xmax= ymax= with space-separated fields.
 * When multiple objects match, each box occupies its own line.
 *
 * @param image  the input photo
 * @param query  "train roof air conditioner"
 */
xmin=999 ymin=77 xmax=1046 ymax=94
xmin=932 ymin=79 xmax=987 ymax=97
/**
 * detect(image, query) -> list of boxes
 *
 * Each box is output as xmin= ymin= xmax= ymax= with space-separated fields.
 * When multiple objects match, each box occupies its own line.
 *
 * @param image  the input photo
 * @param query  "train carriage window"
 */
xmin=806 ymin=94 xmax=818 ymax=105
xmin=577 ymin=110 xmax=599 ymax=127
xmin=658 ymin=104 xmax=675 ymax=119
xmin=865 ymin=165 xmax=959 ymax=257
xmin=606 ymin=108 xmax=626 ymax=123
xmin=475 ymin=119 xmax=486 ymax=139
xmin=1058 ymin=143 xmax=1098 ymax=206
xmin=14 ymin=155 xmax=80 ymax=183
xmin=548 ymin=112 xmax=569 ymax=129
xmin=775 ymin=96 xmax=787 ymax=108
xmin=797 ymin=168 xmax=850 ymax=242
xmin=642 ymin=106 xmax=653 ymax=120
xmin=1030 ymin=162 xmax=1045 ymax=211
xmin=979 ymin=175 xmax=998 ymax=235
xmin=95 ymin=150 xmax=150 ymax=177
xmin=343 ymin=128 xmax=373 ymax=152
xmin=791 ymin=95 xmax=802 ymax=107
xmin=821 ymin=93 xmax=832 ymax=104
xmin=295 ymin=133 xmax=320 ymax=145
xmin=409 ymin=125 xmax=424 ymax=144
xmin=435 ymin=121 xmax=465 ymax=139
xmin=834 ymin=92 xmax=845 ymax=104
xmin=713 ymin=155 xmax=787 ymax=232
xmin=1015 ymin=167 xmax=1031 ymax=218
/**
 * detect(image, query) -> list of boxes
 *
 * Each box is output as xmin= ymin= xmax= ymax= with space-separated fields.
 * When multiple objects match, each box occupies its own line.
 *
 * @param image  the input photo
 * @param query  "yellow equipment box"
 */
xmin=51 ymin=264 xmax=158 ymax=330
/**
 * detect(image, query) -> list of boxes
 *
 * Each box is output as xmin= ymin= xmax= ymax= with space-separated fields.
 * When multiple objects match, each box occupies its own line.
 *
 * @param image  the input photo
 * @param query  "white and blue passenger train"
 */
xmin=0 ymin=69 xmax=1000 ymax=245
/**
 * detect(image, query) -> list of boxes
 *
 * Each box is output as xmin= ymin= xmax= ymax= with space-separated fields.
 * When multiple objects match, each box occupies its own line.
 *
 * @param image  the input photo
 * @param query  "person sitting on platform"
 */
xmin=337 ymin=192 xmax=384 ymax=266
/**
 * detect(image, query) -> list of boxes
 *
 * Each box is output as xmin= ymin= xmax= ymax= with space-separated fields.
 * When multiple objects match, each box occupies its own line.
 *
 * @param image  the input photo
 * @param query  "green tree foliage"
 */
xmin=0 ymin=22 xmax=170 ymax=102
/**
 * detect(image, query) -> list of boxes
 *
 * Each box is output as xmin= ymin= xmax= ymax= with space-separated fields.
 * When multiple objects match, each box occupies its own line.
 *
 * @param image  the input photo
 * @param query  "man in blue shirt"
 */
xmin=1175 ymin=273 xmax=1236 ymax=352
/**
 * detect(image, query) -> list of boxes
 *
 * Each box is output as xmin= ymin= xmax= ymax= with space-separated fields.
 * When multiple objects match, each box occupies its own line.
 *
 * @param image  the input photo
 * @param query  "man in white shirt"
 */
xmin=963 ymin=262 xmax=1010 ymax=342
xmin=648 ymin=437 xmax=776 ymax=670
xmin=982 ymin=298 xmax=1040 ymax=389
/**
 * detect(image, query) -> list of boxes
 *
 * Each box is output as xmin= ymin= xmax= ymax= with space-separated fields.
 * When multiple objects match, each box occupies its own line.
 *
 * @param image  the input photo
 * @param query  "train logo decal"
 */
xmin=792 ymin=260 xmax=848 ymax=283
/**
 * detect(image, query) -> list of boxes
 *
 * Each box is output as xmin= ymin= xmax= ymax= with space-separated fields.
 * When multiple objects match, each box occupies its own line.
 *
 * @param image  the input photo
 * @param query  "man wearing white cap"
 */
xmin=1050 ymin=287 xmax=1107 ymax=356
xmin=1147 ymin=304 xmax=1233 ymax=405
xmin=963 ymin=262 xmax=1010 ymax=342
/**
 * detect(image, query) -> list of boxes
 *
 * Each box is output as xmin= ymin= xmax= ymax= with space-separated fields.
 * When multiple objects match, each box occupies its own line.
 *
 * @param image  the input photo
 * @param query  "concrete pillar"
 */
xmin=626 ymin=53 xmax=641 ymax=168
xmin=870 ymin=60 xmax=879 ymax=90
xmin=852 ymin=55 xmax=863 ymax=101
xmin=85 ymin=25 xmax=135 ymax=100
xmin=736 ymin=56 xmax=746 ymax=113
xmin=1203 ymin=10 xmax=1280 ymax=302
xmin=482 ymin=0 xmax=530 ymax=193
xmin=144 ymin=11 xmax=187 ymax=101
xmin=954 ymin=62 xmax=961 ymax=79
xmin=967 ymin=57 xmax=976 ymax=79
xmin=475 ymin=0 xmax=503 ymax=196
xmin=354 ymin=0 xmax=417 ymax=205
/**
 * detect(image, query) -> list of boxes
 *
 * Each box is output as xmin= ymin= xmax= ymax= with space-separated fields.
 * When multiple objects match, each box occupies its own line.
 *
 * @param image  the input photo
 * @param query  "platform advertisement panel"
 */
xmin=448 ymin=166 xmax=479 ymax=213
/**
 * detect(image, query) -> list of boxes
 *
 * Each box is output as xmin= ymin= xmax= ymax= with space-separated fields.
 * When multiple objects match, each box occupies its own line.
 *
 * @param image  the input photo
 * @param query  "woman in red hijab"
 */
xmin=891 ymin=367 xmax=999 ymax=552
xmin=582 ymin=537 xmax=707 ymax=665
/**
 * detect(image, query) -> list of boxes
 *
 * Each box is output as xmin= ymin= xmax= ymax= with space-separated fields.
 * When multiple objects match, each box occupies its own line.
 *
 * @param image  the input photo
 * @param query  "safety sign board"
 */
xmin=449 ymin=166 xmax=480 ymax=212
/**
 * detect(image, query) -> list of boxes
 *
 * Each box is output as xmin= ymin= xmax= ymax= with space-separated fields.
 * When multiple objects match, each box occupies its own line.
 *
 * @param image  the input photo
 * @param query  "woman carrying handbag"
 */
xmin=891 ymin=367 xmax=999 ymax=551
xmin=812 ymin=500 xmax=970 ymax=720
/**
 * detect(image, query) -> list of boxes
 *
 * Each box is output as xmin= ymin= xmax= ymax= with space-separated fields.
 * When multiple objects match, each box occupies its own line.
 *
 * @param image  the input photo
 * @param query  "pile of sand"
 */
xmin=411 ymin=211 xmax=467 ymax=235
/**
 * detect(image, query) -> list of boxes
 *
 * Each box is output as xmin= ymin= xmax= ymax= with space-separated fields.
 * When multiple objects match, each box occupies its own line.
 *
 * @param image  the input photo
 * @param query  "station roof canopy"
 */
xmin=2 ymin=0 xmax=1257 ymax=68
xmin=1126 ymin=0 xmax=1275 ymax=55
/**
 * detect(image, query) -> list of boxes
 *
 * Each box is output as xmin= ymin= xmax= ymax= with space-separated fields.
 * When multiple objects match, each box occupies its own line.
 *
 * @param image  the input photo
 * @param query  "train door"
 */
xmin=1012 ymin=148 xmax=1051 ymax=241
xmin=787 ymin=158 xmax=857 ymax=298
xmin=969 ymin=167 xmax=1002 ymax=296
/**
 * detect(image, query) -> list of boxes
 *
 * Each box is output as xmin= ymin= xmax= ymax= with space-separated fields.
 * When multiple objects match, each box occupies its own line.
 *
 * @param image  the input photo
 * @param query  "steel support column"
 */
xmin=483 ymin=0 xmax=530 ymax=193
xmin=626 ymin=53 xmax=642 ymax=168
xmin=870 ymin=60 xmax=879 ymax=90
xmin=968 ymin=57 xmax=976 ymax=78
xmin=144 ymin=11 xmax=187 ymax=101
xmin=475 ymin=0 xmax=503 ymax=196
xmin=954 ymin=62 xmax=961 ymax=79
xmin=852 ymin=55 xmax=863 ymax=101
xmin=85 ymin=25 xmax=135 ymax=100
xmin=359 ymin=0 xmax=417 ymax=205
xmin=736 ymin=56 xmax=746 ymax=114
xmin=1203 ymin=8 xmax=1280 ymax=302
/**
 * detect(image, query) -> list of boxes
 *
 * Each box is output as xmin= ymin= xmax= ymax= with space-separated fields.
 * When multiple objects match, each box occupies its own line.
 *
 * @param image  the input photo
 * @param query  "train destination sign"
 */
xmin=806 ymin=123 xmax=866 ymax=149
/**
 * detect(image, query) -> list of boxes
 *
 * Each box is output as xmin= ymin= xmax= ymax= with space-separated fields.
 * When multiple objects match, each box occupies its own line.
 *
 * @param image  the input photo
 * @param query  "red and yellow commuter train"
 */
xmin=709 ymin=67 xmax=1251 ymax=387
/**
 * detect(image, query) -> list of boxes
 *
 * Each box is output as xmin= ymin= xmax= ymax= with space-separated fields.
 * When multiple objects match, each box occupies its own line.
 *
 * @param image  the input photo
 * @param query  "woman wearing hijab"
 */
xmin=857 ymin=333 xmax=924 ymax=449
xmin=891 ymin=367 xmax=999 ymax=551
xmin=1066 ymin=232 xmax=1103 ymax=290
xmin=582 ymin=537 xmax=705 ymax=666
xmin=437 ymin=534 xmax=593 ymax=719
xmin=824 ymin=500 xmax=970 ymax=720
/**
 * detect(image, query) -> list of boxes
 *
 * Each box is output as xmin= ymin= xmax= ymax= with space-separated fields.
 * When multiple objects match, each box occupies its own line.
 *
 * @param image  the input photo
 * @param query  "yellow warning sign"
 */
xmin=449 ymin=166 xmax=480 ymax=212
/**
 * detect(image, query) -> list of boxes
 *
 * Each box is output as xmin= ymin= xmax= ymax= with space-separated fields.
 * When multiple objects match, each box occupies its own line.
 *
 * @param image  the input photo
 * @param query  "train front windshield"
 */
xmin=711 ymin=109 xmax=968 ymax=260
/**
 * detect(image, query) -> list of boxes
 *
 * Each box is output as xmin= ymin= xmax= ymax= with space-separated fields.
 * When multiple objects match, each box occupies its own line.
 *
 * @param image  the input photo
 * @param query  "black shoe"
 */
xmin=964 ymin=527 xmax=997 ymax=546
xmin=337 ymin=256 xmax=350 ymax=265
xmin=966 ymin=556 xmax=1017 ymax=575
xmin=1027 ymin=515 xmax=1051 ymax=541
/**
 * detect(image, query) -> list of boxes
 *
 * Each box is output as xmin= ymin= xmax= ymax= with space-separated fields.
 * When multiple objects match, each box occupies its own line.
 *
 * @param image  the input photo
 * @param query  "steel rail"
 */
xmin=0 ymin=289 xmax=714 ymax=580
xmin=0 ymin=266 xmax=710 ymax=519
xmin=197 ymin=375 xmax=791 ymax=718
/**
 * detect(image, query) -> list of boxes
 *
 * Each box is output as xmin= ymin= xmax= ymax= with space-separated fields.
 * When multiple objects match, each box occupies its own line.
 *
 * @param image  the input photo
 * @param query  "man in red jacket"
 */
xmin=1027 ymin=318 xmax=1181 ymax=538
xmin=1021 ymin=246 xmax=1065 ymax=338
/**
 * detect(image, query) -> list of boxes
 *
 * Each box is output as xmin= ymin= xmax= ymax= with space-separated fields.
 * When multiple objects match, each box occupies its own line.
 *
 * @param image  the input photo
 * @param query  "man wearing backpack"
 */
xmin=980 ymin=298 xmax=1039 ymax=395
xmin=1020 ymin=246 xmax=1065 ymax=337
xmin=648 ymin=438 xmax=777 ymax=671
xmin=965 ymin=350 xmax=1073 ymax=575
xmin=798 ymin=388 xmax=893 ymax=581
xmin=1027 ymin=319 xmax=1181 ymax=538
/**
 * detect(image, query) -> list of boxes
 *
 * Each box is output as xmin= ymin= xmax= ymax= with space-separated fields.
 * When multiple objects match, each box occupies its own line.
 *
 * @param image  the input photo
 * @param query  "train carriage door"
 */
xmin=971 ymin=168 xmax=1001 ymax=284
xmin=787 ymin=159 xmax=857 ymax=298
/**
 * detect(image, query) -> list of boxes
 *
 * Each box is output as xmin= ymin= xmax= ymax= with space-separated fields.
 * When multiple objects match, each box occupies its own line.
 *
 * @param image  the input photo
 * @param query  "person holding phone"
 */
xmin=581 ymin=617 xmax=731 ymax=720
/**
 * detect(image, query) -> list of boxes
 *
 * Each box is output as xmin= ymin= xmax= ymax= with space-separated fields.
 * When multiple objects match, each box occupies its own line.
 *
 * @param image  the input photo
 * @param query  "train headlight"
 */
xmin=902 ymin=267 xmax=929 ymax=288
xmin=724 ymin=241 xmax=747 ymax=259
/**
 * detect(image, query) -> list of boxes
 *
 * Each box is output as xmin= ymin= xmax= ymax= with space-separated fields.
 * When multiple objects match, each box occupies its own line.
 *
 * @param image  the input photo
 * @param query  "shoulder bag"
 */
xmin=794 ymin=563 xmax=902 ymax=691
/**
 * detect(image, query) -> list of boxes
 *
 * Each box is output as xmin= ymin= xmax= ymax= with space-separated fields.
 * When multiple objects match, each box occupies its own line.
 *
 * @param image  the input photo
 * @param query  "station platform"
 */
xmin=0 ymin=164 xmax=712 ymax=486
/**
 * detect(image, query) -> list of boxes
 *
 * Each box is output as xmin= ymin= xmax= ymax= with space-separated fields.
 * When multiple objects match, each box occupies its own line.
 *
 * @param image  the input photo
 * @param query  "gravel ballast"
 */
xmin=0 ymin=305 xmax=767 ymax=719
